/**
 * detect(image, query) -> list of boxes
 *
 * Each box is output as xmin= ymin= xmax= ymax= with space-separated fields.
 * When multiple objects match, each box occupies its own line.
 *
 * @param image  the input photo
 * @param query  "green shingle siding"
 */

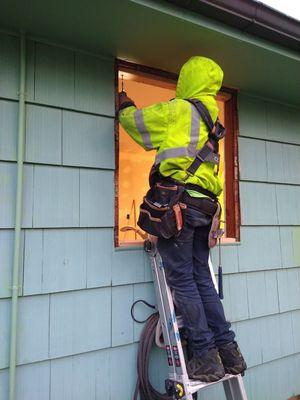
xmin=0 ymin=32 xmax=300 ymax=399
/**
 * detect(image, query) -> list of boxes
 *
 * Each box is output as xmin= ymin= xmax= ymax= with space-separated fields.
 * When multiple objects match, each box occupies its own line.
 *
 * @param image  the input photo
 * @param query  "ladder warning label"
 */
xmin=166 ymin=345 xmax=173 ymax=366
xmin=172 ymin=346 xmax=181 ymax=367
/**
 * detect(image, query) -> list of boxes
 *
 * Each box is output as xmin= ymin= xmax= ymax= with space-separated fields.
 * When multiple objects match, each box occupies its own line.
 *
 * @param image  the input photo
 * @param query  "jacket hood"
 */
xmin=176 ymin=56 xmax=224 ymax=119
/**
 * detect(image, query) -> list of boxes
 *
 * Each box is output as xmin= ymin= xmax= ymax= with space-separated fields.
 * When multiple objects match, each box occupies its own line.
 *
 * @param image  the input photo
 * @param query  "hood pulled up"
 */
xmin=176 ymin=56 xmax=224 ymax=120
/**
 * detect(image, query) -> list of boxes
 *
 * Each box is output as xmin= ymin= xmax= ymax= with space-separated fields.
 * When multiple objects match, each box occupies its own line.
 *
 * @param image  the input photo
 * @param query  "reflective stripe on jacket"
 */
xmin=119 ymin=56 xmax=224 ymax=197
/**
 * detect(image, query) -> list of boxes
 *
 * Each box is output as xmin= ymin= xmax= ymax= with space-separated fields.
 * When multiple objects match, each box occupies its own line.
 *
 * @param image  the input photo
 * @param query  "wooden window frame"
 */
xmin=115 ymin=59 xmax=240 ymax=246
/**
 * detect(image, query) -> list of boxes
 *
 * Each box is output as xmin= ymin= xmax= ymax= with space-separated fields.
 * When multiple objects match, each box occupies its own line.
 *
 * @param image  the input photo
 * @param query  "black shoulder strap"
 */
xmin=184 ymin=98 xmax=224 ymax=179
xmin=186 ymin=98 xmax=215 ymax=131
xmin=186 ymin=98 xmax=225 ymax=140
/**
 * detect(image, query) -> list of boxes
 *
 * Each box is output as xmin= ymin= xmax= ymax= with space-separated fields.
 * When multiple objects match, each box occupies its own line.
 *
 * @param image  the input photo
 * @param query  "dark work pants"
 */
xmin=157 ymin=206 xmax=235 ymax=357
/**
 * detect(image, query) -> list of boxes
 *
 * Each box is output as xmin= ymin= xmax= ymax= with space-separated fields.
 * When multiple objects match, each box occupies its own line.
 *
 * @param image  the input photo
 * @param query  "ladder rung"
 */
xmin=185 ymin=374 xmax=243 ymax=394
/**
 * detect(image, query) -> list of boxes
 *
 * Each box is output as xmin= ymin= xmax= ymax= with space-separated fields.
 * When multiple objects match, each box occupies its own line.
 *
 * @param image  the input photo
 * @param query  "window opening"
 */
xmin=116 ymin=61 xmax=239 ymax=246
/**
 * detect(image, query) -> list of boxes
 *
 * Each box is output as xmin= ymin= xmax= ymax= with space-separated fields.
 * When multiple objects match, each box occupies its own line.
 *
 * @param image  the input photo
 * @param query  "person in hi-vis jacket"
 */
xmin=118 ymin=56 xmax=247 ymax=382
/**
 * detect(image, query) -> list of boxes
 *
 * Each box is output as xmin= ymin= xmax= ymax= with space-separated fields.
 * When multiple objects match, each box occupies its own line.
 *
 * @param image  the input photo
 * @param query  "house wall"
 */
xmin=0 ymin=31 xmax=300 ymax=399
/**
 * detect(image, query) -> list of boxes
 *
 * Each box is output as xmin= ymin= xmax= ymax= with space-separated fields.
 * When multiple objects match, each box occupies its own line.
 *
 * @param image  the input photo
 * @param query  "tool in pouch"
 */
xmin=137 ymin=183 xmax=186 ymax=239
xmin=121 ymin=73 xmax=125 ymax=92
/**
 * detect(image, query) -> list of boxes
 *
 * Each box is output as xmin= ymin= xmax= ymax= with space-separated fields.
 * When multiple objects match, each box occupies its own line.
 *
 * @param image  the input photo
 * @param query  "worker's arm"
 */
xmin=118 ymin=92 xmax=168 ymax=151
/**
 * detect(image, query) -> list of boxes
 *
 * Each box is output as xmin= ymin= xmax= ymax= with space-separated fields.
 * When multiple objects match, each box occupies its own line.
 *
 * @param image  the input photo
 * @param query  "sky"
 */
xmin=260 ymin=0 xmax=300 ymax=21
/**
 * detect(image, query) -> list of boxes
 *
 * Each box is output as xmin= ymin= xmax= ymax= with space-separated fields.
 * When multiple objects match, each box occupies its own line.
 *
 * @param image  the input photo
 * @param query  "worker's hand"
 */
xmin=118 ymin=91 xmax=135 ymax=111
xmin=118 ymin=91 xmax=134 ymax=105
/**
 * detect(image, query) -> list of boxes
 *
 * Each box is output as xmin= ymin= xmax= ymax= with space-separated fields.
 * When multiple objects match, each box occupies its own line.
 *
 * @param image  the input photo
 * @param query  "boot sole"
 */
xmin=224 ymin=361 xmax=247 ymax=376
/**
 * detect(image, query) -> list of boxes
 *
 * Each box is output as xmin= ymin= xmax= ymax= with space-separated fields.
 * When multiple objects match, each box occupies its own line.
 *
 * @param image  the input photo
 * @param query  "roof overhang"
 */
xmin=0 ymin=0 xmax=299 ymax=106
xmin=165 ymin=0 xmax=300 ymax=53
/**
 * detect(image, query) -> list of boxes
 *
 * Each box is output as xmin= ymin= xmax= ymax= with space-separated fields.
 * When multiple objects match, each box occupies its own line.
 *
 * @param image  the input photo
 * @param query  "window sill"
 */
xmin=116 ymin=238 xmax=241 ymax=249
xmin=116 ymin=241 xmax=144 ymax=251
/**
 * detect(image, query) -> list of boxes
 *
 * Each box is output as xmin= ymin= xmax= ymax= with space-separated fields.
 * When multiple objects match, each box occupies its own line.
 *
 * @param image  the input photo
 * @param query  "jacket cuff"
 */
xmin=118 ymin=101 xmax=136 ymax=111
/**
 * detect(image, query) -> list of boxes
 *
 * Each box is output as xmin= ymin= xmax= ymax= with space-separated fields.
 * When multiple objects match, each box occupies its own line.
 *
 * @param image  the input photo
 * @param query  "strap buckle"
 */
xmin=210 ymin=121 xmax=226 ymax=140
xmin=212 ymin=153 xmax=220 ymax=164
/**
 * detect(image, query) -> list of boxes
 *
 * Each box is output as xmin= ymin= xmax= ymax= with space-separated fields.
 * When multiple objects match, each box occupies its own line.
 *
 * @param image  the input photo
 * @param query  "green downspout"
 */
xmin=9 ymin=30 xmax=26 ymax=400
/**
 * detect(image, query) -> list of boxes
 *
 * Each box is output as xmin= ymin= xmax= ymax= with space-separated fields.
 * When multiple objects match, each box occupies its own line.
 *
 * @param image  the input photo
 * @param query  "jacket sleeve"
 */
xmin=118 ymin=102 xmax=169 ymax=151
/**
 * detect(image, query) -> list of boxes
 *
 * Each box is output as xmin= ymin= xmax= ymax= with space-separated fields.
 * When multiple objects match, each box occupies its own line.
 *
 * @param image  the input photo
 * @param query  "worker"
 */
xmin=118 ymin=56 xmax=247 ymax=383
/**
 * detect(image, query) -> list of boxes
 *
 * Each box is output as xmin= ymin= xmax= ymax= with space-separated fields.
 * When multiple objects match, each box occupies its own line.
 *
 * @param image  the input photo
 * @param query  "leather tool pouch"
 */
xmin=137 ymin=183 xmax=186 ymax=239
xmin=208 ymin=202 xmax=224 ymax=248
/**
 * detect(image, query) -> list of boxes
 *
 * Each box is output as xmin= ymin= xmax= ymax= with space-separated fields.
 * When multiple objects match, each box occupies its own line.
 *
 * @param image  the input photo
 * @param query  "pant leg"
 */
xmin=193 ymin=224 xmax=235 ymax=346
xmin=157 ymin=207 xmax=215 ymax=356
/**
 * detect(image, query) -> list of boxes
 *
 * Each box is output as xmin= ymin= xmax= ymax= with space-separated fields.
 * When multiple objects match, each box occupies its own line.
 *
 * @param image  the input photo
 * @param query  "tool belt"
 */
xmin=181 ymin=192 xmax=223 ymax=248
xmin=181 ymin=192 xmax=218 ymax=215
xmin=149 ymin=164 xmax=218 ymax=201
xmin=137 ymin=180 xmax=223 ymax=246
xmin=137 ymin=183 xmax=186 ymax=239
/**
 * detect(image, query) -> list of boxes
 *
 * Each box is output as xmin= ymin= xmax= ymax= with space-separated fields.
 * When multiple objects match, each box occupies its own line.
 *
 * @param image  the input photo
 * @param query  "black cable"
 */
xmin=131 ymin=299 xmax=156 ymax=324
xmin=133 ymin=312 xmax=172 ymax=400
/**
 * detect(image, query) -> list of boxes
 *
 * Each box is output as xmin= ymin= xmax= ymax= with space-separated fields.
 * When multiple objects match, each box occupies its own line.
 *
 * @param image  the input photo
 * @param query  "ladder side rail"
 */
xmin=152 ymin=252 xmax=194 ymax=400
xmin=155 ymin=253 xmax=188 ymax=373
xmin=150 ymin=253 xmax=178 ymax=378
xmin=222 ymin=375 xmax=248 ymax=400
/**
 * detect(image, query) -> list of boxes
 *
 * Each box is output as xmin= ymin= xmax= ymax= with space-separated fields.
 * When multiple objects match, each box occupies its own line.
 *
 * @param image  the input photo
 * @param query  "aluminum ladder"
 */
xmin=144 ymin=238 xmax=248 ymax=400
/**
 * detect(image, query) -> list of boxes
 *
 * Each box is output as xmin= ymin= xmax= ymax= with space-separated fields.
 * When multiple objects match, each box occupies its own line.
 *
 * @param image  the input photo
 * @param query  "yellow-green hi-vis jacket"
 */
xmin=119 ymin=56 xmax=224 ymax=197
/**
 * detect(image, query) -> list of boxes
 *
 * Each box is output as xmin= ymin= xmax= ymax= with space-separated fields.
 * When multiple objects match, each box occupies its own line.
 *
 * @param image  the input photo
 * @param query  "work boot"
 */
xmin=187 ymin=348 xmax=225 ymax=382
xmin=218 ymin=341 xmax=247 ymax=375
